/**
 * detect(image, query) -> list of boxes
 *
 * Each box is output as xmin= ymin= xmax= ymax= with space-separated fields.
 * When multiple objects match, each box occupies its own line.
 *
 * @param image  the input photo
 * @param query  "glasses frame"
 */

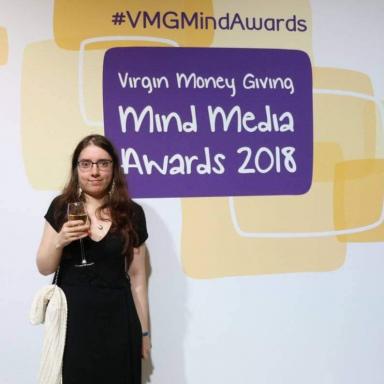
xmin=77 ymin=159 xmax=113 ymax=171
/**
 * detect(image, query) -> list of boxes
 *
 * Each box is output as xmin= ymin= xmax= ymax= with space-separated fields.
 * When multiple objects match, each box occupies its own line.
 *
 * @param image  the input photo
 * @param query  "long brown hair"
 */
xmin=55 ymin=134 xmax=139 ymax=266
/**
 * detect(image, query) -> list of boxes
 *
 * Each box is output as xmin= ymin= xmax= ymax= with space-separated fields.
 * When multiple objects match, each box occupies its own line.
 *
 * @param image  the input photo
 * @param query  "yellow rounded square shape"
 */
xmin=53 ymin=0 xmax=214 ymax=50
xmin=0 ymin=27 xmax=8 ymax=65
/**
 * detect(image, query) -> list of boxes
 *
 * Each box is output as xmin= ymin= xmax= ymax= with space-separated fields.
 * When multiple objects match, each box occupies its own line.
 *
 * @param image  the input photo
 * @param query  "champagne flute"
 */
xmin=67 ymin=202 xmax=94 ymax=267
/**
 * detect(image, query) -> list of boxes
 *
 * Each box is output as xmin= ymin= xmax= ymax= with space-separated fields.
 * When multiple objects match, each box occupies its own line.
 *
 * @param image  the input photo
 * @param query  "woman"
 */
xmin=36 ymin=134 xmax=150 ymax=384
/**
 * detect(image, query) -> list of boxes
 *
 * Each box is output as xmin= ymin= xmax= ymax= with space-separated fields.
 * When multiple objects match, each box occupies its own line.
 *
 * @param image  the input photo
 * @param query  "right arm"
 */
xmin=36 ymin=220 xmax=89 ymax=275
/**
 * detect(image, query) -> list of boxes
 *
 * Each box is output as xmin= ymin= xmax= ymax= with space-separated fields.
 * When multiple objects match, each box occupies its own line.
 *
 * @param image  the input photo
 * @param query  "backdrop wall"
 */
xmin=0 ymin=1 xmax=383 ymax=383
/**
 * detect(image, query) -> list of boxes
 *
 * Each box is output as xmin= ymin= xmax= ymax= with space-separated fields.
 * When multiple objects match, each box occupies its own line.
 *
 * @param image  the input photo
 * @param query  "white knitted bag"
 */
xmin=30 ymin=284 xmax=67 ymax=384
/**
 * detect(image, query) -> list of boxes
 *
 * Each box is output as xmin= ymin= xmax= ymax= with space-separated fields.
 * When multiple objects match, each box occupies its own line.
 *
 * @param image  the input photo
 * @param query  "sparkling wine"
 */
xmin=67 ymin=202 xmax=94 ymax=267
xmin=68 ymin=213 xmax=88 ymax=224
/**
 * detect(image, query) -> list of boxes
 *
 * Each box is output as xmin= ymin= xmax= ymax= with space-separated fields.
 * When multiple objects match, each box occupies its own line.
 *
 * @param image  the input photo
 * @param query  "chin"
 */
xmin=85 ymin=189 xmax=108 ymax=199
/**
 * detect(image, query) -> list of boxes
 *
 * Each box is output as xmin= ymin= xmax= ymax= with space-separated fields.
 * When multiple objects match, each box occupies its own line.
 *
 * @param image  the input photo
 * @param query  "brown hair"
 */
xmin=55 ymin=134 xmax=138 ymax=266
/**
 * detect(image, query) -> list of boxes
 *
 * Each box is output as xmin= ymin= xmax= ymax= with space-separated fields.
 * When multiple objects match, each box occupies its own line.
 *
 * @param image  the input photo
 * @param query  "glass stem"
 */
xmin=80 ymin=238 xmax=86 ymax=264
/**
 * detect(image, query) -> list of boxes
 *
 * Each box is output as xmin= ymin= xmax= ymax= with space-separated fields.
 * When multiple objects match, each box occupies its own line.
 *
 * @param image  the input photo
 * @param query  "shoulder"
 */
xmin=46 ymin=194 xmax=62 ymax=211
xmin=130 ymin=200 xmax=147 ymax=225
xmin=44 ymin=195 xmax=66 ymax=232
xmin=46 ymin=194 xmax=66 ymax=215
xmin=130 ymin=200 xmax=148 ymax=245
xmin=131 ymin=200 xmax=145 ymax=215
xmin=49 ymin=194 xmax=63 ymax=208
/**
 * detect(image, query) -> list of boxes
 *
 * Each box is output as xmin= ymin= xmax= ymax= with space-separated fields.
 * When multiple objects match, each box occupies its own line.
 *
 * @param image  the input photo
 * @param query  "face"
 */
xmin=77 ymin=144 xmax=113 ymax=199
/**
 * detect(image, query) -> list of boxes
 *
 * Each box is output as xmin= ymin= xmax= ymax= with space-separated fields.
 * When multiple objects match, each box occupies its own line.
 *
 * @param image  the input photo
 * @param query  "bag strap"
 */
xmin=52 ymin=264 xmax=61 ymax=286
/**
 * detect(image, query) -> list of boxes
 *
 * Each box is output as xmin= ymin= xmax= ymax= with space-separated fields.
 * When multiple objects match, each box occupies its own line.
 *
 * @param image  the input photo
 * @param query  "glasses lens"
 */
xmin=78 ymin=160 xmax=112 ymax=170
xmin=98 ymin=160 xmax=111 ymax=169
xmin=78 ymin=160 xmax=91 ymax=169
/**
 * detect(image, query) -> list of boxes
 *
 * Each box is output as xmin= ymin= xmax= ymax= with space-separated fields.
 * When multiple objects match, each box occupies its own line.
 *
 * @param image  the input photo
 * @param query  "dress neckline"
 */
xmin=88 ymin=227 xmax=111 ymax=243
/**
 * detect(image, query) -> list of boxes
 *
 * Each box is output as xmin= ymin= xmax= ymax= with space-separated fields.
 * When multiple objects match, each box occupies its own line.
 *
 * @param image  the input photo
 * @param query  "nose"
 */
xmin=90 ymin=163 xmax=100 ymax=176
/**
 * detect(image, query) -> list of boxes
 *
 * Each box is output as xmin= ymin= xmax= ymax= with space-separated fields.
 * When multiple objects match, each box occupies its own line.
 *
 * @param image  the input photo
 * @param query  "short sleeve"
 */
xmin=44 ymin=196 xmax=62 ymax=233
xmin=131 ymin=201 xmax=148 ymax=247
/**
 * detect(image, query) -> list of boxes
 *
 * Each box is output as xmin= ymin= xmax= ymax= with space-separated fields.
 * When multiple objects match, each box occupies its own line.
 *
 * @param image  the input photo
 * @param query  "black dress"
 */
xmin=44 ymin=197 xmax=148 ymax=384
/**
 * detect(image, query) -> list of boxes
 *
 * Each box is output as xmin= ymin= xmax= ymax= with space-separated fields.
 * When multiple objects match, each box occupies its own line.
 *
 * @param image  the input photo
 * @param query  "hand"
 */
xmin=142 ymin=335 xmax=151 ymax=360
xmin=56 ymin=220 xmax=90 ymax=249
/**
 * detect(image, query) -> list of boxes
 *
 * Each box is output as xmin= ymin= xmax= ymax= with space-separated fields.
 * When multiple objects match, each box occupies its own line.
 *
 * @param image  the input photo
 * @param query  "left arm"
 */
xmin=128 ymin=243 xmax=151 ymax=359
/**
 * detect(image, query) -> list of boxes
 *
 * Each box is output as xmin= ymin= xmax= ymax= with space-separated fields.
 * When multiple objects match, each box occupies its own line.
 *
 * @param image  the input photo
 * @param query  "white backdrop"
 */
xmin=0 ymin=1 xmax=384 ymax=383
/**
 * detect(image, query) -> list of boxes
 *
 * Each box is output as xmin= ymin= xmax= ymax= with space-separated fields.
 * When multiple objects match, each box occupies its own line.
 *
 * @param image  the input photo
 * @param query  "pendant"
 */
xmin=97 ymin=224 xmax=103 ymax=230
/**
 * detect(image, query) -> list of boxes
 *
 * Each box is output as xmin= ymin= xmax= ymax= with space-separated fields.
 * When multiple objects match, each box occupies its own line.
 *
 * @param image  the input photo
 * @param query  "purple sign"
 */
xmin=103 ymin=47 xmax=313 ymax=198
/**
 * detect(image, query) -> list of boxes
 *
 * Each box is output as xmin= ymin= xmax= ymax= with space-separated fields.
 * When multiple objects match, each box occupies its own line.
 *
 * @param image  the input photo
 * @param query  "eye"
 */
xmin=98 ymin=160 xmax=112 ymax=168
xmin=78 ymin=160 xmax=91 ymax=168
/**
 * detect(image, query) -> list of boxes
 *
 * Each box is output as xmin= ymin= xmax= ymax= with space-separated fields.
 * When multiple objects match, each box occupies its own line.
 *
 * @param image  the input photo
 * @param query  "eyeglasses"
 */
xmin=77 ymin=159 xmax=113 ymax=171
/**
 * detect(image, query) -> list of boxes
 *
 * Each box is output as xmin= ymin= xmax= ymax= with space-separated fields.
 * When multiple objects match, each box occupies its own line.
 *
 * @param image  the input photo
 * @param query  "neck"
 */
xmin=83 ymin=193 xmax=107 ymax=209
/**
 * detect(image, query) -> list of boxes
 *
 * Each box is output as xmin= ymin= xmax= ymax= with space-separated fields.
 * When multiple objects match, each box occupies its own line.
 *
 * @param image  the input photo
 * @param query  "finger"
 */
xmin=66 ymin=224 xmax=89 ymax=233
xmin=67 ymin=231 xmax=88 ymax=240
xmin=66 ymin=220 xmax=86 ymax=227
xmin=72 ymin=225 xmax=89 ymax=233
xmin=75 ymin=232 xmax=89 ymax=239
